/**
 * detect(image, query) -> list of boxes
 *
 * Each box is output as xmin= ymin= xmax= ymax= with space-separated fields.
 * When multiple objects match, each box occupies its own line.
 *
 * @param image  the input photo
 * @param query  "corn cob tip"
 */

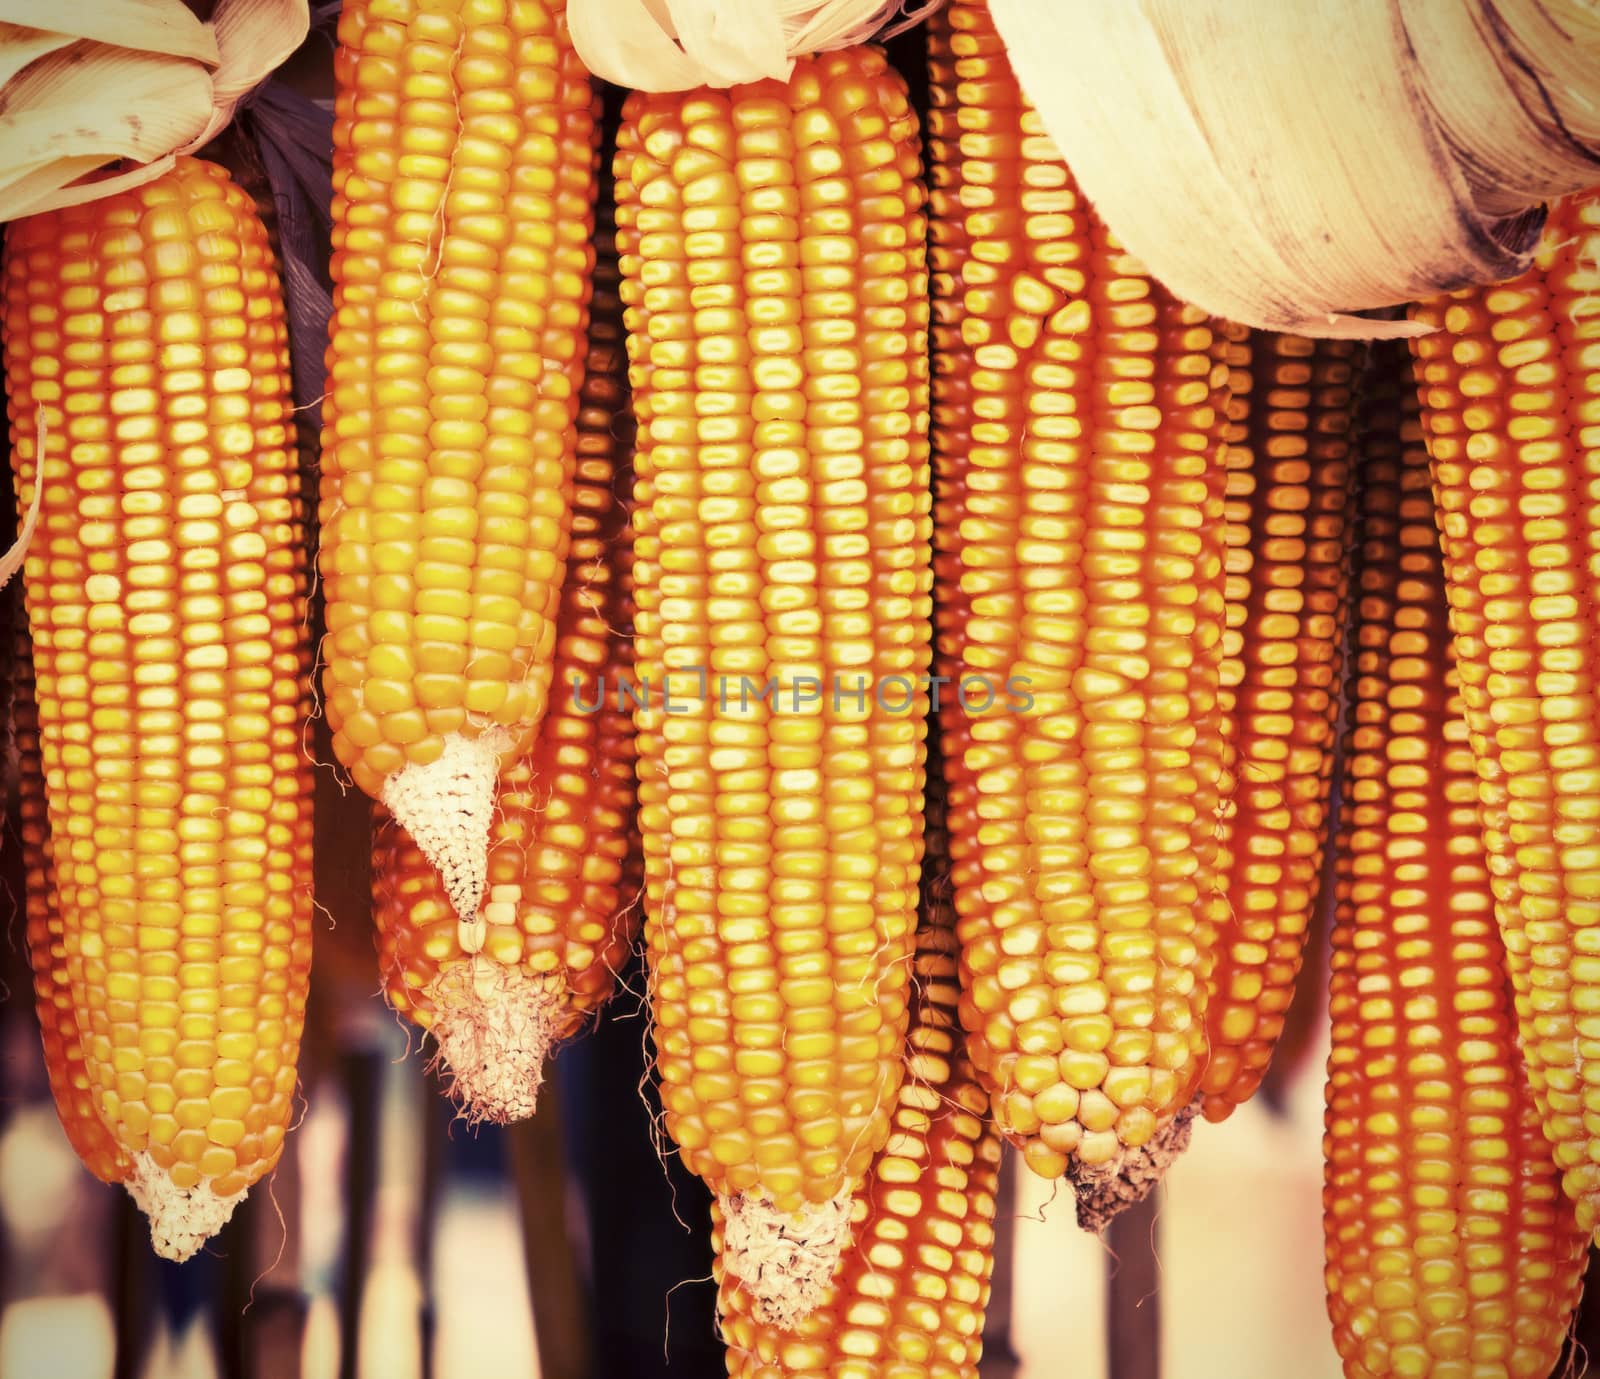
xmin=1069 ymin=1104 xmax=1197 ymax=1234
xmin=426 ymin=962 xmax=556 ymax=1124
xmin=718 ymin=1189 xmax=854 ymax=1331
xmin=381 ymin=729 xmax=513 ymax=924
xmin=126 ymin=1152 xmax=244 ymax=1263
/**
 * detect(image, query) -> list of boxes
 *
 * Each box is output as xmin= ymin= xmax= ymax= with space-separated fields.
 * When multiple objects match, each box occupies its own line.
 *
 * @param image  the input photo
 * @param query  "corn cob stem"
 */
xmin=929 ymin=0 xmax=1229 ymax=1216
xmin=1408 ymin=190 xmax=1600 ymax=1236
xmin=2 ymin=157 xmax=315 ymax=1260
xmin=371 ymin=204 xmax=638 ymax=1122
xmin=320 ymin=0 xmax=600 ymax=922
xmin=1323 ymin=346 xmax=1586 ymax=1379
xmin=1202 ymin=326 xmax=1359 ymax=1120
xmin=717 ymin=768 xmax=1001 ymax=1376
xmin=616 ymin=47 xmax=934 ymax=1321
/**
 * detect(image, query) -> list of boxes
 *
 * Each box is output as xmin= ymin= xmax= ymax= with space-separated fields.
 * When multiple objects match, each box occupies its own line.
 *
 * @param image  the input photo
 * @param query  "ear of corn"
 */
xmin=929 ymin=0 xmax=1229 ymax=1218
xmin=2 ymin=156 xmax=315 ymax=1260
xmin=1408 ymin=190 xmax=1600 ymax=1236
xmin=1202 ymin=327 xmax=1359 ymax=1120
xmin=717 ymin=770 xmax=1001 ymax=1378
xmin=12 ymin=614 xmax=131 ymax=1183
xmin=1323 ymin=346 xmax=1587 ymax=1378
xmin=615 ymin=46 xmax=934 ymax=1324
xmin=320 ymin=0 xmax=600 ymax=922
xmin=371 ymin=201 xmax=639 ymax=1122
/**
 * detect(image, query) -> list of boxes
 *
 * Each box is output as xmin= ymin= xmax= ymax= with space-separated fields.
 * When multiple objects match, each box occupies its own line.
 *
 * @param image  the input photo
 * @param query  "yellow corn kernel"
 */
xmin=9 ymin=605 xmax=130 ymax=1183
xmin=2 ymin=157 xmax=315 ymax=1260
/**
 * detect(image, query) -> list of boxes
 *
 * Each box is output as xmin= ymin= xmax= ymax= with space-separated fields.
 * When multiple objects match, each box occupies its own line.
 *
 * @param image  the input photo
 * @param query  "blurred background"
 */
xmin=5 ymin=7 xmax=1600 ymax=1379
xmin=12 ymin=812 xmax=1599 ymax=1379
xmin=0 ymin=759 xmax=1380 ymax=1379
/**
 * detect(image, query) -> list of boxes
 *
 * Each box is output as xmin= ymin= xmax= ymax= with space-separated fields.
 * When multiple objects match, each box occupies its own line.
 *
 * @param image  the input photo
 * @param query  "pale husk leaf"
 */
xmin=0 ymin=42 xmax=213 ymax=220
xmin=568 ymin=0 xmax=933 ymax=91
xmin=0 ymin=154 xmax=180 ymax=223
xmin=0 ymin=0 xmax=219 ymax=64
xmin=0 ymin=24 xmax=75 ymax=89
xmin=183 ymin=0 xmax=310 ymax=150
xmin=988 ymin=0 xmax=1598 ymax=338
xmin=0 ymin=0 xmax=307 ymax=224
xmin=1398 ymin=0 xmax=1600 ymax=213
xmin=1498 ymin=2 xmax=1600 ymax=150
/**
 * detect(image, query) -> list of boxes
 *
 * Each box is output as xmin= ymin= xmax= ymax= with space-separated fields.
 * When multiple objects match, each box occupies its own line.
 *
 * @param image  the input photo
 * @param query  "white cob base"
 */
xmin=1070 ymin=1102 xmax=1197 ymax=1234
xmin=126 ymin=1151 xmax=245 ymax=1263
xmin=720 ymin=1189 xmax=854 ymax=1329
xmin=382 ymin=729 xmax=512 ymax=923
xmin=429 ymin=961 xmax=554 ymax=1124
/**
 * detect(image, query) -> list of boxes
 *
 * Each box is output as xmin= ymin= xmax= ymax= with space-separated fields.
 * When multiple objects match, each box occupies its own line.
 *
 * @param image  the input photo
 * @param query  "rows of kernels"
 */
xmin=615 ymin=47 xmax=932 ymax=1213
xmin=1323 ymin=352 xmax=1585 ymax=1379
xmin=320 ymin=0 xmax=599 ymax=799
xmin=372 ymin=209 xmax=639 ymax=1030
xmin=1409 ymin=191 xmax=1600 ymax=1233
xmin=929 ymin=0 xmax=1229 ymax=1180
xmin=1202 ymin=328 xmax=1359 ymax=1119
xmin=1 ymin=157 xmax=315 ymax=1196
xmin=719 ymin=779 xmax=1000 ymax=1378
xmin=12 ymin=616 xmax=130 ymax=1182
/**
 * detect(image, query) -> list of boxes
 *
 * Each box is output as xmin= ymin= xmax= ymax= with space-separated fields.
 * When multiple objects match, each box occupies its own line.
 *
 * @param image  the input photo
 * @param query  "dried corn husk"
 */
xmin=568 ymin=0 xmax=939 ymax=90
xmin=989 ymin=0 xmax=1600 ymax=338
xmin=0 ymin=0 xmax=308 ymax=223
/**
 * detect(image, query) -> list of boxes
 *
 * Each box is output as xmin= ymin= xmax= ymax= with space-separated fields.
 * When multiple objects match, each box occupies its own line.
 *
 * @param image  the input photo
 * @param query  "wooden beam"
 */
xmin=222 ymin=1152 xmax=307 ymax=1379
xmin=508 ymin=1082 xmax=593 ymax=1379
xmin=111 ymin=1195 xmax=156 ymax=1379
xmin=1106 ymin=1190 xmax=1161 ymax=1379
xmin=978 ymin=1147 xmax=1022 ymax=1379
xmin=337 ymin=1049 xmax=383 ymax=1379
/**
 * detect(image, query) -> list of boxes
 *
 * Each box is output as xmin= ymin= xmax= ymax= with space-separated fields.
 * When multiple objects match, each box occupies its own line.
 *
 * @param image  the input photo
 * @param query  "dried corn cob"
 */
xmin=718 ymin=770 xmax=1000 ymax=1378
xmin=929 ymin=0 xmax=1229 ymax=1219
xmin=615 ymin=47 xmax=934 ymax=1323
xmin=320 ymin=0 xmax=599 ymax=922
xmin=2 ymin=156 xmax=315 ymax=1259
xmin=1408 ymin=190 xmax=1600 ymax=1234
xmin=371 ymin=205 xmax=638 ymax=1121
xmin=1202 ymin=327 xmax=1359 ymax=1120
xmin=1323 ymin=348 xmax=1586 ymax=1379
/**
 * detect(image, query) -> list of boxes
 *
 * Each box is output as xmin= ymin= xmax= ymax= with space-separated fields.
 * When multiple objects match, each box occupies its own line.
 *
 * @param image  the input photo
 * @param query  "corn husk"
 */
xmin=989 ymin=0 xmax=1600 ymax=338
xmin=567 ymin=0 xmax=939 ymax=90
xmin=0 ymin=0 xmax=308 ymax=223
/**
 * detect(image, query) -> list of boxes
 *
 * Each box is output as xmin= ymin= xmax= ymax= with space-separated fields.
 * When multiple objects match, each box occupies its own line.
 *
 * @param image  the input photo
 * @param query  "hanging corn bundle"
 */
xmin=929 ymin=0 xmax=1229 ymax=1225
xmin=371 ymin=199 xmax=639 ymax=1121
xmin=1407 ymin=189 xmax=1600 ymax=1237
xmin=1324 ymin=346 xmax=1587 ymax=1379
xmin=2 ymin=157 xmax=316 ymax=1259
xmin=319 ymin=0 xmax=601 ymax=922
xmin=717 ymin=771 xmax=1001 ymax=1377
xmin=1202 ymin=326 xmax=1359 ymax=1120
xmin=615 ymin=44 xmax=934 ymax=1324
